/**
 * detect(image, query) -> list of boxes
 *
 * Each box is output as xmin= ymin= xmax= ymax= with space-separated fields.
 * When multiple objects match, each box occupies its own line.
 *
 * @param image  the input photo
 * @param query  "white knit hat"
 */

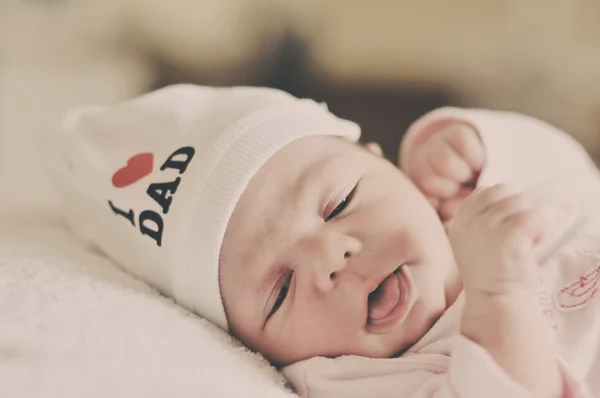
xmin=52 ymin=84 xmax=361 ymax=330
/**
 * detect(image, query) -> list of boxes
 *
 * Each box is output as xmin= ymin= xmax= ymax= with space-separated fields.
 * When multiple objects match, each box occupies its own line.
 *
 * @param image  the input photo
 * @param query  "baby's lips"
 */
xmin=367 ymin=273 xmax=401 ymax=321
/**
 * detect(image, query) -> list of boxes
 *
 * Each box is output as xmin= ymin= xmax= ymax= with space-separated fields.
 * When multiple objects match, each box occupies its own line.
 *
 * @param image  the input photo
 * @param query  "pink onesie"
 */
xmin=283 ymin=108 xmax=600 ymax=398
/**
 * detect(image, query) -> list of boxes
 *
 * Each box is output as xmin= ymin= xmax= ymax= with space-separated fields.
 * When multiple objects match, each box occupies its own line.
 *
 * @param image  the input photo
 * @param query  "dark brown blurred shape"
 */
xmin=150 ymin=33 xmax=454 ymax=162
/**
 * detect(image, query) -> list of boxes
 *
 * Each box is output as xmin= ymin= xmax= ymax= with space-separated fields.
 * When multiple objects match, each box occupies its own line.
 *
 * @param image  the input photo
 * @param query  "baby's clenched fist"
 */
xmin=448 ymin=184 xmax=544 ymax=296
xmin=404 ymin=122 xmax=484 ymax=221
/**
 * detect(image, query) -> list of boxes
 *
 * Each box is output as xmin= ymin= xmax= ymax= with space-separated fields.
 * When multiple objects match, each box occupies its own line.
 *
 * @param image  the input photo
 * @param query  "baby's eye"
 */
xmin=269 ymin=271 xmax=293 ymax=318
xmin=325 ymin=185 xmax=357 ymax=222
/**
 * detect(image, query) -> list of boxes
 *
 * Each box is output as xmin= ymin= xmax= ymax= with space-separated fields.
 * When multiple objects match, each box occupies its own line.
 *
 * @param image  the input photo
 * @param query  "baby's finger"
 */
xmin=410 ymin=156 xmax=461 ymax=198
xmin=469 ymin=184 xmax=517 ymax=215
xmin=439 ymin=199 xmax=458 ymax=221
xmin=427 ymin=142 xmax=473 ymax=183
xmin=418 ymin=174 xmax=461 ymax=199
xmin=438 ymin=188 xmax=472 ymax=220
xmin=487 ymin=193 xmax=533 ymax=225
xmin=441 ymin=124 xmax=485 ymax=172
xmin=503 ymin=209 xmax=545 ymax=242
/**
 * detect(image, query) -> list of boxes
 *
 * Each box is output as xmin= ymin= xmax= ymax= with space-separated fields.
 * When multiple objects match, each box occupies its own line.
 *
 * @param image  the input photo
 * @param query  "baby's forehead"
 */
xmin=264 ymin=136 xmax=363 ymax=176
xmin=260 ymin=139 xmax=366 ymax=197
xmin=227 ymin=137 xmax=361 ymax=246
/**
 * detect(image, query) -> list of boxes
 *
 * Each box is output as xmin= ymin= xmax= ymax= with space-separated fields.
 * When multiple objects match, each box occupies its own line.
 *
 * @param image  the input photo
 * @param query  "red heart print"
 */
xmin=112 ymin=153 xmax=154 ymax=188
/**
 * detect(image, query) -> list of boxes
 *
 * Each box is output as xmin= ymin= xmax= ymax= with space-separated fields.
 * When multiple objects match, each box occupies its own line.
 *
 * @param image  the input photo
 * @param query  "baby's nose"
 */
xmin=302 ymin=233 xmax=362 ymax=293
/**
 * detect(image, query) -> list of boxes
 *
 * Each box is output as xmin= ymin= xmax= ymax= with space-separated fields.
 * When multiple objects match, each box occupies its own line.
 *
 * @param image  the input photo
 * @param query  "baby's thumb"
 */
xmin=438 ymin=187 xmax=472 ymax=221
xmin=418 ymin=174 xmax=461 ymax=200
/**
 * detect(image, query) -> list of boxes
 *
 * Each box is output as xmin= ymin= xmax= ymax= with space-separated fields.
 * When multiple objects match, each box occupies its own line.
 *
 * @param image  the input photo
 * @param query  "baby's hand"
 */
xmin=448 ymin=184 xmax=543 ymax=296
xmin=405 ymin=122 xmax=484 ymax=222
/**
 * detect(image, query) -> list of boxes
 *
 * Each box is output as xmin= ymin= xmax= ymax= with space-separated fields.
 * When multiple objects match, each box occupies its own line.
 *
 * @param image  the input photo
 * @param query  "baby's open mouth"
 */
xmin=367 ymin=266 xmax=410 ymax=327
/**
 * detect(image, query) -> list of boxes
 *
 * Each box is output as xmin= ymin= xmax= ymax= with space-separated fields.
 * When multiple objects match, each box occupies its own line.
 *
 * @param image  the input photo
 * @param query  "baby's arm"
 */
xmin=400 ymin=107 xmax=600 ymax=222
xmin=449 ymin=184 xmax=562 ymax=396
xmin=397 ymin=109 xmax=600 ymax=396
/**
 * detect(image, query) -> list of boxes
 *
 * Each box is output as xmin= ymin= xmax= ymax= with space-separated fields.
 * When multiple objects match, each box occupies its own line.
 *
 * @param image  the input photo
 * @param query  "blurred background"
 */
xmin=1 ymin=0 xmax=600 ymax=208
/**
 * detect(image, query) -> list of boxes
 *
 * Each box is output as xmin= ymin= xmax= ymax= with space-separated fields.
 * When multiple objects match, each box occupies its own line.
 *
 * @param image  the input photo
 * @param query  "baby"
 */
xmin=48 ymin=85 xmax=600 ymax=397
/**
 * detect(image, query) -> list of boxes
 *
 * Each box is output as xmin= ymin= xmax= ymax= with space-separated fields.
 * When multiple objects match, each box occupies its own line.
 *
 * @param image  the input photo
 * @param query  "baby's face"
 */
xmin=220 ymin=136 xmax=460 ymax=366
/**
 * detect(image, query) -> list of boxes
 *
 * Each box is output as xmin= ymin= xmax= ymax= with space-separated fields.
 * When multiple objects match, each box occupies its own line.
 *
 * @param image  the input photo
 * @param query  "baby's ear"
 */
xmin=362 ymin=142 xmax=383 ymax=157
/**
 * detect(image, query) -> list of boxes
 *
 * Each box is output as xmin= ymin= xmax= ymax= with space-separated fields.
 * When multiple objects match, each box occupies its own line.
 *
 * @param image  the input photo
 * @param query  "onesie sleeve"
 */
xmin=400 ymin=107 xmax=600 ymax=258
xmin=449 ymin=336 xmax=590 ymax=398
xmin=400 ymin=107 xmax=600 ymax=192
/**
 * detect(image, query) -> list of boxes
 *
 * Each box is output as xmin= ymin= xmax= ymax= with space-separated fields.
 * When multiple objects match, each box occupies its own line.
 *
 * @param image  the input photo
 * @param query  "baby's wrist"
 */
xmin=463 ymin=287 xmax=536 ymax=307
xmin=461 ymin=279 xmax=538 ymax=298
xmin=461 ymin=289 xmax=537 ymax=336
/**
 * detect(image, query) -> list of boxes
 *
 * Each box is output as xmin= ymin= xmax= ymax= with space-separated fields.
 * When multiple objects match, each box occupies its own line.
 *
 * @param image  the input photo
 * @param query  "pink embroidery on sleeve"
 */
xmin=554 ymin=265 xmax=600 ymax=313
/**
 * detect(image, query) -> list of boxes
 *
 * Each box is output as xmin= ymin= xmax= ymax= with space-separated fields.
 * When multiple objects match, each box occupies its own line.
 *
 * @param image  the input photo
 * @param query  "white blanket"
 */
xmin=0 ymin=208 xmax=295 ymax=398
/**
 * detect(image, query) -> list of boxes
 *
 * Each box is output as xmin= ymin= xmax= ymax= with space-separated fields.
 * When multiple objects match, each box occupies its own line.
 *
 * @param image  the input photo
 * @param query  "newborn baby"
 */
xmin=49 ymin=85 xmax=600 ymax=397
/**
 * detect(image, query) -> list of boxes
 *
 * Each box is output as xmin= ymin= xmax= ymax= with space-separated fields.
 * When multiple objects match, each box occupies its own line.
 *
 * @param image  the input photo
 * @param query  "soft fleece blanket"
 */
xmin=0 ymin=208 xmax=295 ymax=398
